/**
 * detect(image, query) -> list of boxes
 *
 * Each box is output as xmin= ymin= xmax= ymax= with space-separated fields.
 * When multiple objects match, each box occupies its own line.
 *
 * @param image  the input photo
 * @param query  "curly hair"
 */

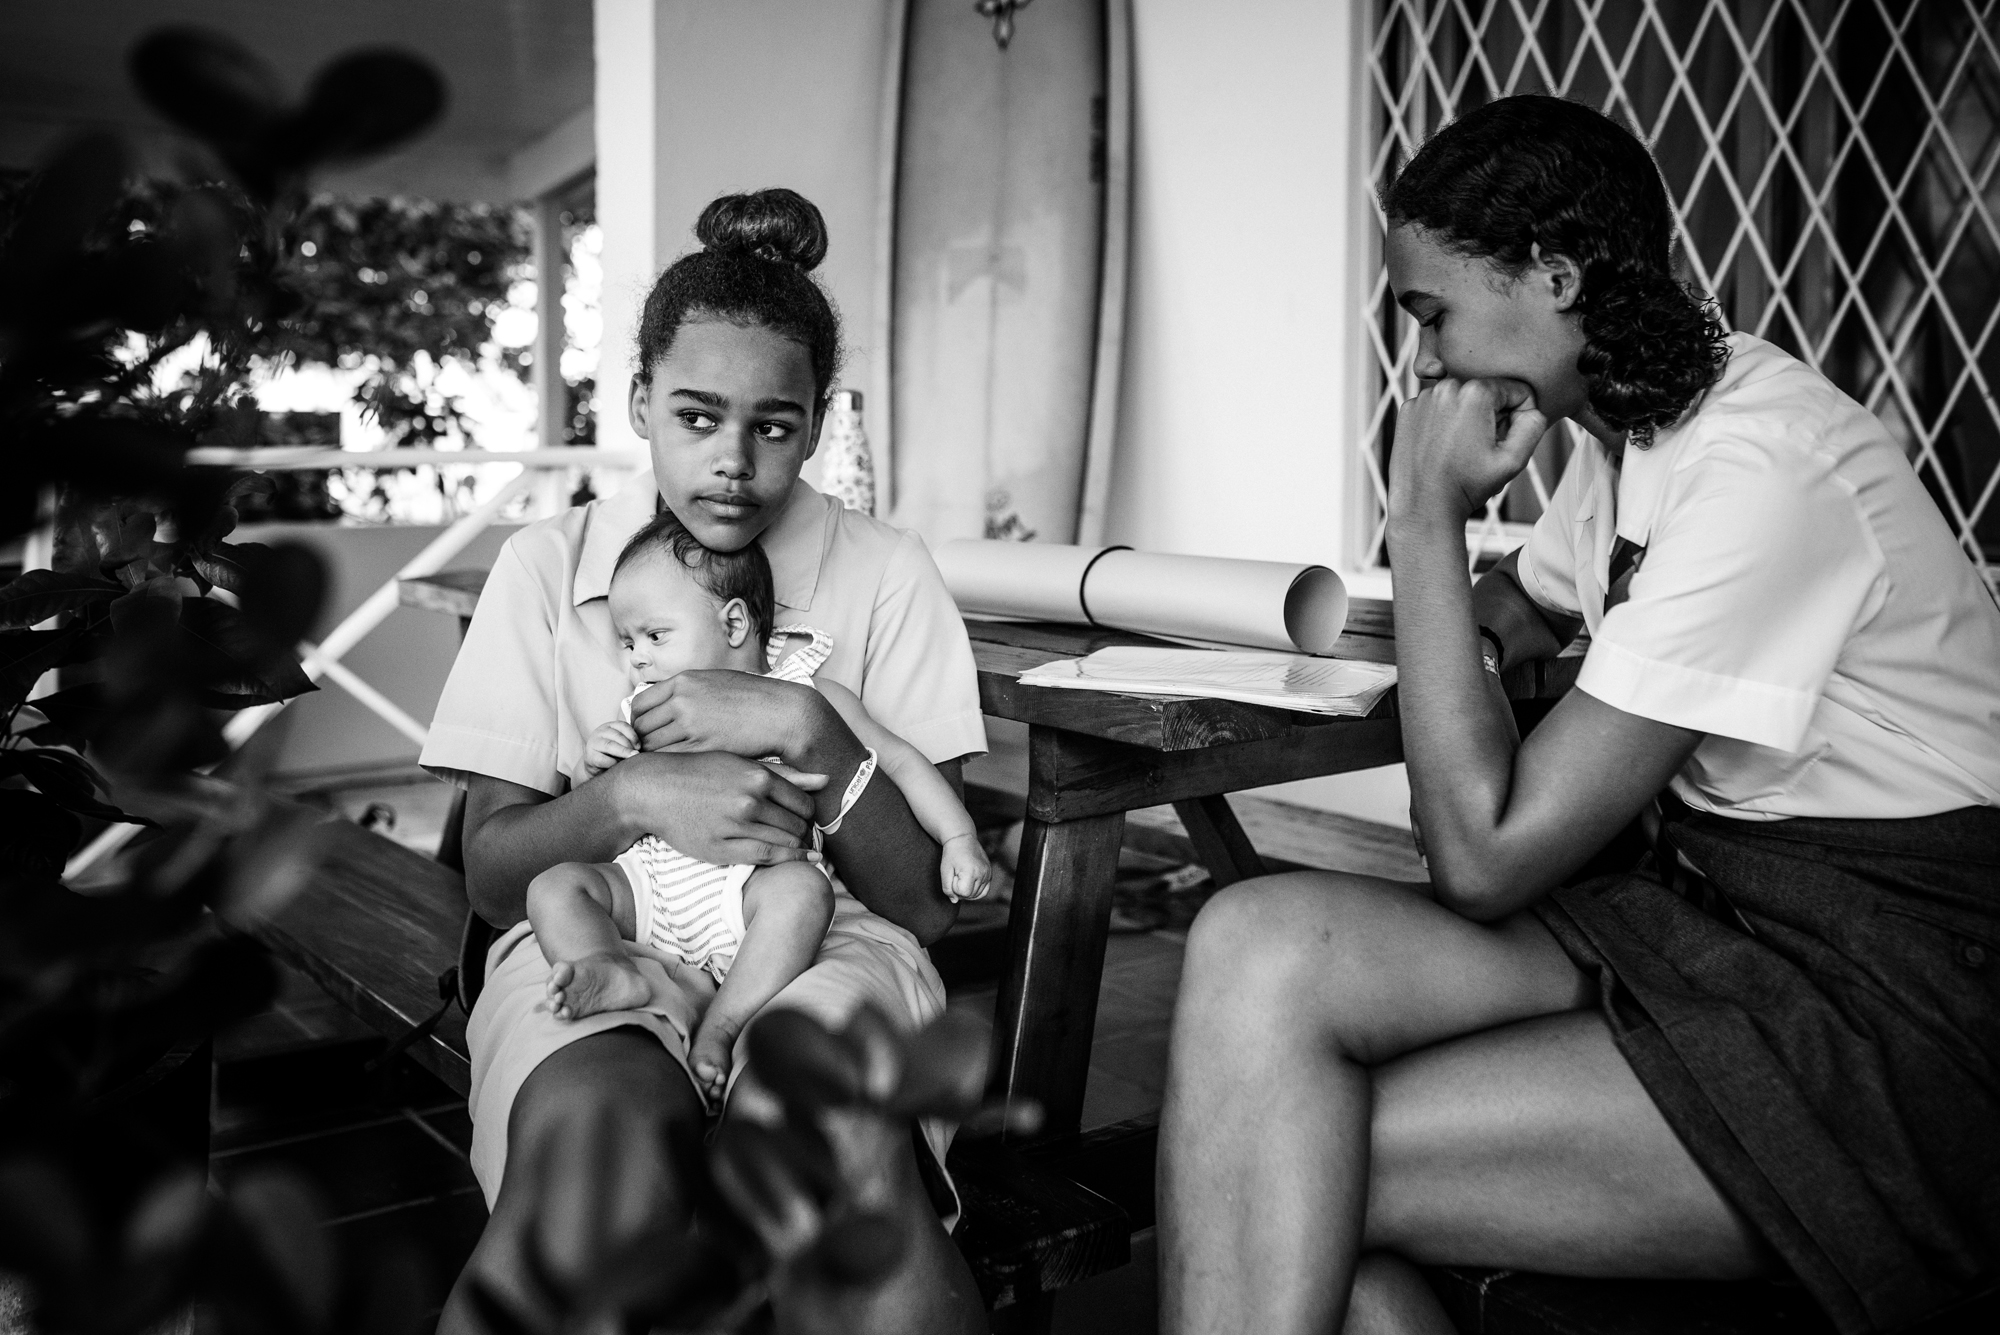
xmin=613 ymin=507 xmax=775 ymax=643
xmin=1383 ymin=95 xmax=1727 ymax=443
xmin=633 ymin=187 xmax=844 ymax=412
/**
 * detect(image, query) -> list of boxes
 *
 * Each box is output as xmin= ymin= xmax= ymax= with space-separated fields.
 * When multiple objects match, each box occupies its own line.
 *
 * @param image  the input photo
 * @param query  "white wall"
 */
xmin=594 ymin=0 xmax=661 ymax=458
xmin=1105 ymin=0 xmax=1372 ymax=575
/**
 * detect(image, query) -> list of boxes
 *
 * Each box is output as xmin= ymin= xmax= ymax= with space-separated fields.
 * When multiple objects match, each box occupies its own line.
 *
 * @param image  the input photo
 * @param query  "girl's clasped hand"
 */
xmin=628 ymin=664 xmax=820 ymax=760
xmin=609 ymin=750 xmax=824 ymax=869
xmin=1390 ymin=376 xmax=1550 ymax=525
xmin=619 ymin=670 xmax=833 ymax=865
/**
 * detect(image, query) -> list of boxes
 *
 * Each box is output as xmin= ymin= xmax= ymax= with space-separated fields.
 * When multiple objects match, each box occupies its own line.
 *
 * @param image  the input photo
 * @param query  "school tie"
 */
xmin=1603 ymin=536 xmax=1646 ymax=614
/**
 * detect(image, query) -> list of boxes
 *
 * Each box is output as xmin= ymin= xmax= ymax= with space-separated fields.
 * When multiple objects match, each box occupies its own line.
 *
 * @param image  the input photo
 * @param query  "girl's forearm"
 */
xmin=787 ymin=697 xmax=957 ymax=945
xmin=817 ymin=780 xmax=958 ymax=946
xmin=464 ymin=770 xmax=647 ymax=928
xmin=1389 ymin=514 xmax=1529 ymax=915
xmin=1469 ymin=550 xmax=1573 ymax=669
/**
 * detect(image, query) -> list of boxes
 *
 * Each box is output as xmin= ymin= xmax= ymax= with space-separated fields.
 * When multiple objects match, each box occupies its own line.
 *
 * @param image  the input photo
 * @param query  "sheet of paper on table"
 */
xmin=1017 ymin=646 xmax=1399 ymax=717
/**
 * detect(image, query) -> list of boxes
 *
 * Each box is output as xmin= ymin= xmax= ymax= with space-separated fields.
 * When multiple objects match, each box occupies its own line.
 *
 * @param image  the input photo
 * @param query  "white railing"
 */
xmin=59 ymin=447 xmax=648 ymax=878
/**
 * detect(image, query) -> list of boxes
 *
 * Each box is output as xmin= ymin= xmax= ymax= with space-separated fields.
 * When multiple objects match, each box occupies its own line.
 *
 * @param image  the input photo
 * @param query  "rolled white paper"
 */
xmin=932 ymin=541 xmax=1123 ymax=624
xmin=1086 ymin=550 xmax=1348 ymax=655
xmin=935 ymin=540 xmax=1350 ymax=655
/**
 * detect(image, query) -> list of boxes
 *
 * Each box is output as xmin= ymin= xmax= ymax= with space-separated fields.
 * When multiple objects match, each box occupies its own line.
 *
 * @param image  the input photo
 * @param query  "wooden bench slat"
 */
xmin=226 ymin=811 xmax=474 ymax=1097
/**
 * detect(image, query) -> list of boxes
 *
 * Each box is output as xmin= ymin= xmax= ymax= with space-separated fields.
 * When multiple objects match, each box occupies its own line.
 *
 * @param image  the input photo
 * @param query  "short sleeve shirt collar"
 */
xmin=571 ymin=469 xmax=831 ymax=611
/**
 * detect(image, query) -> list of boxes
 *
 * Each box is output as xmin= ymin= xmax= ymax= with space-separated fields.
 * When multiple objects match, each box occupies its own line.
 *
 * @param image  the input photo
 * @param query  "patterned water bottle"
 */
xmin=821 ymin=388 xmax=876 ymax=516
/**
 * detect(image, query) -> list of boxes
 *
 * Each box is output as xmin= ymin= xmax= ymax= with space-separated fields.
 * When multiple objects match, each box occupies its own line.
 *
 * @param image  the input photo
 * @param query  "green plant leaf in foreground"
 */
xmin=0 ymin=748 xmax=150 ymax=827
xmin=0 ymin=571 xmax=125 ymax=629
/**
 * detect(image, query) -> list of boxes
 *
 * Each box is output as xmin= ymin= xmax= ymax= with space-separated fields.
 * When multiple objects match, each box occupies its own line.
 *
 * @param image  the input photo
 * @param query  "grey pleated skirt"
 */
xmin=1535 ymin=803 xmax=2000 ymax=1334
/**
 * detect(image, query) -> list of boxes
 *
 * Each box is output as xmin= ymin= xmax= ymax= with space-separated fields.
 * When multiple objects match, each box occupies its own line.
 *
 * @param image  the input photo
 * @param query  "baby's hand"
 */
xmin=583 ymin=721 xmax=639 ymax=778
xmin=940 ymin=833 xmax=992 ymax=903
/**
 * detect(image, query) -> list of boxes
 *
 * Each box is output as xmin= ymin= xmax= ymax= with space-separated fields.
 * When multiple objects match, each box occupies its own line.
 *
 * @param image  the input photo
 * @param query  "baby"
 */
xmin=525 ymin=511 xmax=991 ymax=1102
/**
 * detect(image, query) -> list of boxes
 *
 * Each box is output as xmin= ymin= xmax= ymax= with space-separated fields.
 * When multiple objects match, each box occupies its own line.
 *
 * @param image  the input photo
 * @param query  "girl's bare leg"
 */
xmin=1159 ymin=871 xmax=1764 ymax=1335
xmin=438 ymin=1029 xmax=707 ymax=1333
xmin=438 ymin=1027 xmax=986 ymax=1335
xmin=1343 ymin=1254 xmax=1457 ymax=1335
xmin=1364 ymin=1009 xmax=1767 ymax=1277
xmin=690 ymin=863 xmax=836 ymax=1098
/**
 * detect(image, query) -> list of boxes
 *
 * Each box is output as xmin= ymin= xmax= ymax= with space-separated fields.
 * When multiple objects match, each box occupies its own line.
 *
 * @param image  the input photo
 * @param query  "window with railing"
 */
xmin=1363 ymin=0 xmax=2000 ymax=595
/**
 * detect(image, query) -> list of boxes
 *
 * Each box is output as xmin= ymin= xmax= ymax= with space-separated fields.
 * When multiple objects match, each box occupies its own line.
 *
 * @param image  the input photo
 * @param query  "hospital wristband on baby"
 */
xmin=817 ymin=747 xmax=878 ymax=836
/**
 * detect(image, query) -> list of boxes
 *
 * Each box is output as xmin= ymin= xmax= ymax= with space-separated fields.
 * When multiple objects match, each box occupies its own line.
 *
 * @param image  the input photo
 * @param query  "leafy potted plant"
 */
xmin=0 ymin=28 xmax=452 ymax=1333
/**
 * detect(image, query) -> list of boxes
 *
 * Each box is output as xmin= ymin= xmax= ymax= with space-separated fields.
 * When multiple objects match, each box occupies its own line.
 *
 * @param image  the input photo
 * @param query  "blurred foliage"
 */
xmin=561 ymin=374 xmax=595 ymax=448
xmin=466 ymin=1005 xmax=1032 ymax=1335
xmin=0 ymin=23 xmax=446 ymax=1334
xmin=0 ymin=163 xmax=534 ymax=524
xmin=276 ymin=193 xmax=532 ymax=519
xmin=276 ymin=193 xmax=531 ymax=450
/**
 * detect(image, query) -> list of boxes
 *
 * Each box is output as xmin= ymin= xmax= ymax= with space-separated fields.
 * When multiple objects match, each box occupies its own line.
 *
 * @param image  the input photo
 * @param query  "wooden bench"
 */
xmin=219 ymin=806 xmax=1130 ymax=1323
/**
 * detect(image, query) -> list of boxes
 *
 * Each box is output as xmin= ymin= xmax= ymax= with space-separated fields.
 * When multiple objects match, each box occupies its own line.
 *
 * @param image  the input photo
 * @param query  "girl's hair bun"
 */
xmin=637 ymin=188 xmax=844 ymax=406
xmin=695 ymin=188 xmax=829 ymax=272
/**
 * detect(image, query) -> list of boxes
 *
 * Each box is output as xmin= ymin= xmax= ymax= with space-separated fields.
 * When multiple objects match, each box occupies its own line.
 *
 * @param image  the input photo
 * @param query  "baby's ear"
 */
xmin=720 ymin=597 xmax=754 ymax=648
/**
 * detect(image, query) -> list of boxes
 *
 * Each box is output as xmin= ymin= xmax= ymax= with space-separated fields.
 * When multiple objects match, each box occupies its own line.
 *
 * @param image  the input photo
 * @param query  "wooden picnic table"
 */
xmin=397 ymin=570 xmax=1573 ymax=1141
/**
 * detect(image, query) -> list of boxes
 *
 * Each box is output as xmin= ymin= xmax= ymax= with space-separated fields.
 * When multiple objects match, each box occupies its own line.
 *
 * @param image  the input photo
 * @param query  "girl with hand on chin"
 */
xmin=1159 ymin=95 xmax=2000 ymax=1335
xmin=425 ymin=188 xmax=989 ymax=1335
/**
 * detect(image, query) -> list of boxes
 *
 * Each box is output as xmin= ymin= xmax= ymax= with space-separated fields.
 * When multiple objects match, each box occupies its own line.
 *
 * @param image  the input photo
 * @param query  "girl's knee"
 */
xmin=1186 ymin=872 xmax=1369 ymax=978
xmin=1185 ymin=873 xmax=1443 ymax=1023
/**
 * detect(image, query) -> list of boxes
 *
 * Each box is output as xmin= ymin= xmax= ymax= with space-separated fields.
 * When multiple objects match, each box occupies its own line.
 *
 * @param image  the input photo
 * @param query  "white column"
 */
xmin=530 ymin=192 xmax=570 ymax=513
xmin=532 ymin=193 xmax=567 ymax=451
xmin=593 ymin=0 xmax=660 ymax=455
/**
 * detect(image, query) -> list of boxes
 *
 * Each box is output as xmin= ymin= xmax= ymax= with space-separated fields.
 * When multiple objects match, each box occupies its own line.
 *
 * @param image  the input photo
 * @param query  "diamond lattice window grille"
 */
xmin=1363 ymin=0 xmax=2000 ymax=596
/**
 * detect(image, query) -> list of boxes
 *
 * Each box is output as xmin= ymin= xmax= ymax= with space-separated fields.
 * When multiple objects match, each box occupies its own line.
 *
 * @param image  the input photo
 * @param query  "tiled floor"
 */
xmin=211 ymin=987 xmax=487 ymax=1328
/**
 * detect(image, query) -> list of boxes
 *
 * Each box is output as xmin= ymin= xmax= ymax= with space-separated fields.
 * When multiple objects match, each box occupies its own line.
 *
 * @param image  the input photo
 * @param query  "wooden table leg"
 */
xmin=1172 ymin=793 xmax=1266 ymax=888
xmin=990 ymin=808 xmax=1125 ymax=1141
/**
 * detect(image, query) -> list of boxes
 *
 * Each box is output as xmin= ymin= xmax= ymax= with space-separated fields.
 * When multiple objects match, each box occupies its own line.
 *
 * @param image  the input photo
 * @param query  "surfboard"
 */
xmin=881 ymin=0 xmax=1132 ymax=549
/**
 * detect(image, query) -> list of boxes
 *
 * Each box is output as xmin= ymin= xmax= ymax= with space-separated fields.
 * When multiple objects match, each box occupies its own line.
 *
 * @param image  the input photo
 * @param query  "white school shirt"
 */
xmin=420 ymin=470 xmax=987 ymax=796
xmin=1517 ymin=333 xmax=2000 ymax=821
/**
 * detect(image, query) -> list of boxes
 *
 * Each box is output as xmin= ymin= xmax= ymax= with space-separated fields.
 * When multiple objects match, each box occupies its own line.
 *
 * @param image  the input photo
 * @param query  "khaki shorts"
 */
xmin=464 ymin=886 xmax=956 ymax=1222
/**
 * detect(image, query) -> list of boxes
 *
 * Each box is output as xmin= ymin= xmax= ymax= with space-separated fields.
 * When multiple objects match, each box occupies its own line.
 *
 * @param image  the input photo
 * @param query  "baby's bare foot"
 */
xmin=689 ymin=1019 xmax=741 ymax=1104
xmin=546 ymin=953 xmax=651 ymax=1021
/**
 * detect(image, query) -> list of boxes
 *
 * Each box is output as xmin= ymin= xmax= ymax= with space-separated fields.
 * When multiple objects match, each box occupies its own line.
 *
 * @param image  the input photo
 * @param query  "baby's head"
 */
xmin=609 ymin=511 xmax=773 ymax=686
